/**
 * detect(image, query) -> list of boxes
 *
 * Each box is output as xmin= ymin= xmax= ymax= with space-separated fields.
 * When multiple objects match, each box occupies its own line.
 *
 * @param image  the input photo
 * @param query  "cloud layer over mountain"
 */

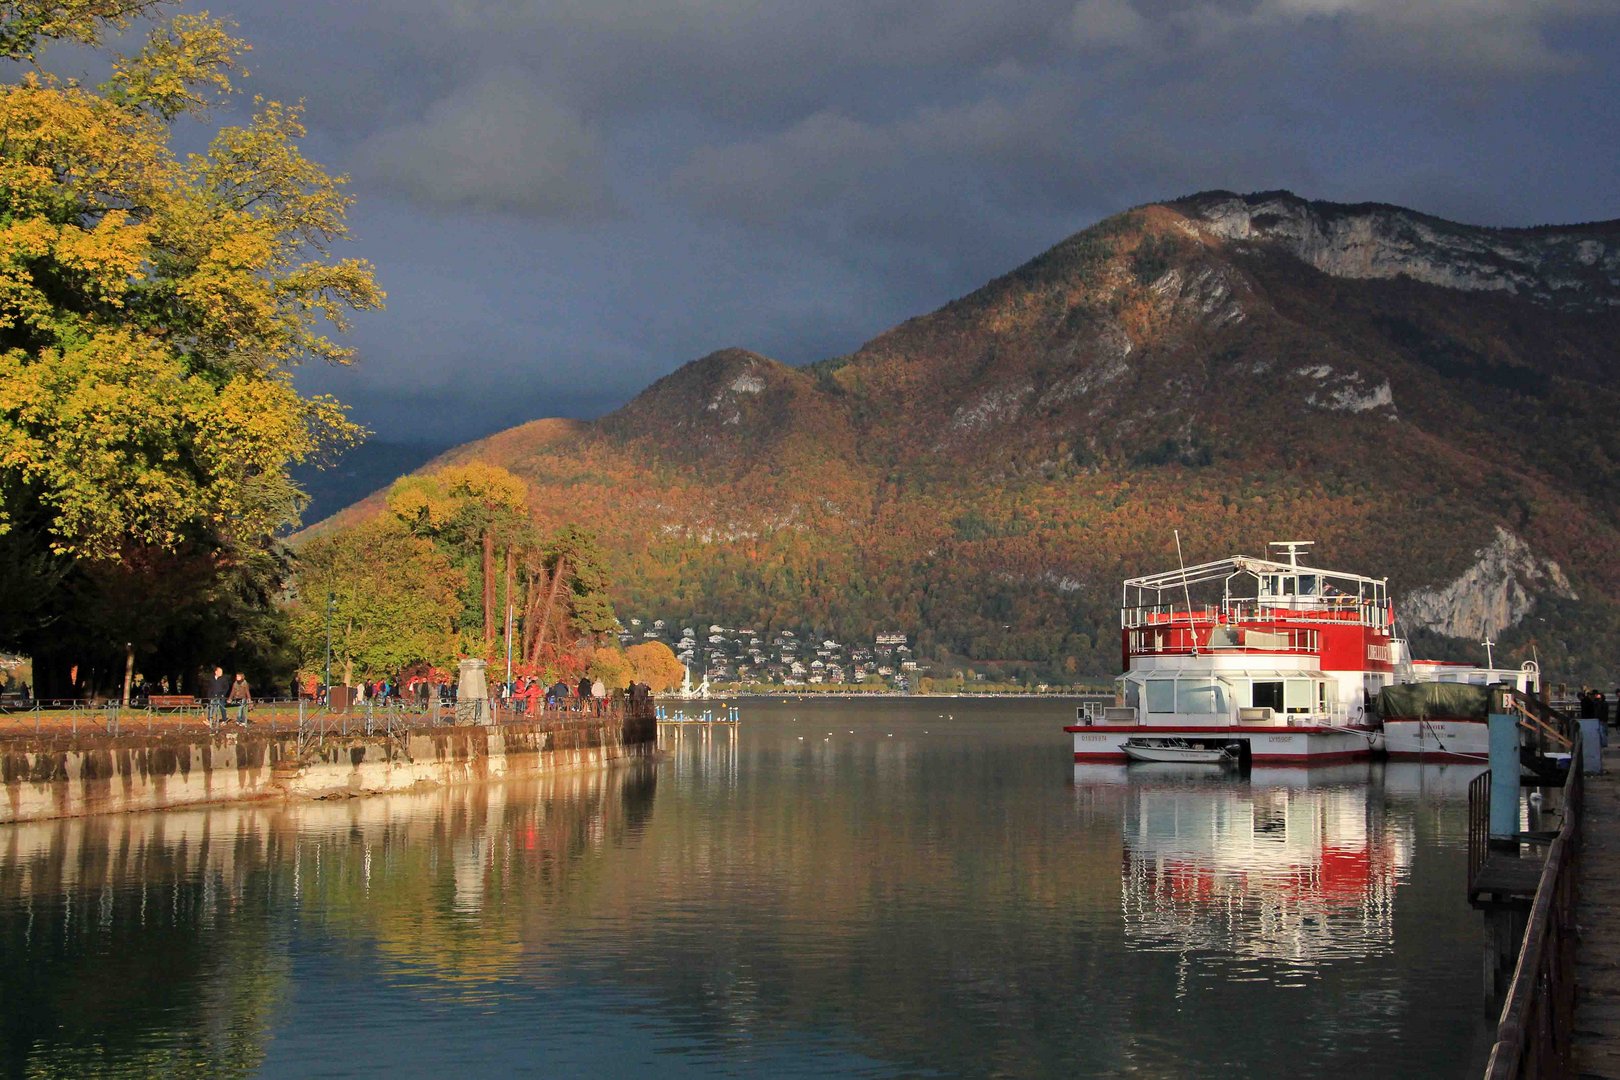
xmin=57 ymin=0 xmax=1618 ymax=446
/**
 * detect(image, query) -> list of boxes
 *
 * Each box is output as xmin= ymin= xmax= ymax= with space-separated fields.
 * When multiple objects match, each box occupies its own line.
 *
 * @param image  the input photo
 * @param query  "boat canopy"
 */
xmin=1378 ymin=682 xmax=1490 ymax=720
xmin=1120 ymin=541 xmax=1390 ymax=630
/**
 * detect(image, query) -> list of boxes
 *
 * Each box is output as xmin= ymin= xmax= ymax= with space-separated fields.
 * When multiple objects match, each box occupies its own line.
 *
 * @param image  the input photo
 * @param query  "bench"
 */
xmin=147 ymin=695 xmax=200 ymax=710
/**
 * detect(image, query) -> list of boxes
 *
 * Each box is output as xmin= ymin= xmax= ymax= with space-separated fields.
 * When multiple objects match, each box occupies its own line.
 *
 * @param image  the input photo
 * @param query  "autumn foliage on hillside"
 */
xmin=317 ymin=194 xmax=1620 ymax=681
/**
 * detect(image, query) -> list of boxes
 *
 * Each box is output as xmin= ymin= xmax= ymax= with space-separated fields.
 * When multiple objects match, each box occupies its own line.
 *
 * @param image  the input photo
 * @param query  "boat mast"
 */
xmin=1174 ymin=529 xmax=1197 ymax=656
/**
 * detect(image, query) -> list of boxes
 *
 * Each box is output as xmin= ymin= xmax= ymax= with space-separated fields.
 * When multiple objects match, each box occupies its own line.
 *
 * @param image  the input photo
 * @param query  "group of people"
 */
xmin=206 ymin=666 xmax=253 ymax=726
xmin=504 ymin=675 xmax=610 ymax=715
xmin=198 ymin=666 xmax=654 ymax=723
xmin=1578 ymin=687 xmax=1618 ymax=725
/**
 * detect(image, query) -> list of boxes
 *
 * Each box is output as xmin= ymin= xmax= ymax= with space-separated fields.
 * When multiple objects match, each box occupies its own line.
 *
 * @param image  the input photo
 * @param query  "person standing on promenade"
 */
xmin=228 ymin=672 xmax=252 ymax=725
xmin=208 ymin=666 xmax=231 ymax=727
xmin=577 ymin=675 xmax=592 ymax=714
xmin=591 ymin=677 xmax=606 ymax=716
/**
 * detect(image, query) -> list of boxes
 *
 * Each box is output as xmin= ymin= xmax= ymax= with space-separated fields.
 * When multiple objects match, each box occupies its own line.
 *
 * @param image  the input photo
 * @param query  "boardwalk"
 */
xmin=1577 ymin=740 xmax=1620 ymax=1077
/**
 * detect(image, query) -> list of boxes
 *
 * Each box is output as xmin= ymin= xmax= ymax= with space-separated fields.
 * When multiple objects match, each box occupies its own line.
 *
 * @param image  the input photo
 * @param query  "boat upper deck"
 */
xmin=1120 ymin=543 xmax=1392 ymax=633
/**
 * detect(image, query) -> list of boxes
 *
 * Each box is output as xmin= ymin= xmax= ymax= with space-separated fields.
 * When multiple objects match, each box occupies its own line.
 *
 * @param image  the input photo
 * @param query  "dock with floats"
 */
xmin=655 ymin=703 xmax=740 ymax=746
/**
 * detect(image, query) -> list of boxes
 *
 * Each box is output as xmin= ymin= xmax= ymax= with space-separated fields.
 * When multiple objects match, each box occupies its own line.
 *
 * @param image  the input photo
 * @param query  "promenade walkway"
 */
xmin=1576 ymin=740 xmax=1620 ymax=1077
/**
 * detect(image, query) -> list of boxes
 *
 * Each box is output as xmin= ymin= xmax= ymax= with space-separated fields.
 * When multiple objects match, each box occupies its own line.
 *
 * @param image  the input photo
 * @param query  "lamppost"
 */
xmin=324 ymin=592 xmax=336 ymax=709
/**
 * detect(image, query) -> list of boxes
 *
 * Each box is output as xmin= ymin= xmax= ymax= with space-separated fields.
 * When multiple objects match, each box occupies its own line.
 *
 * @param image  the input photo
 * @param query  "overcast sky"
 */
xmin=116 ymin=1 xmax=1620 ymax=445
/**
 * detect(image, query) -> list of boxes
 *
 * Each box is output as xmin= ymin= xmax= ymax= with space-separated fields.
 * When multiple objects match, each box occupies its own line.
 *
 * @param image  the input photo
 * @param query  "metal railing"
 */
xmin=1120 ymin=598 xmax=1387 ymax=630
xmin=0 ymin=696 xmax=658 ymax=747
xmin=1484 ymin=736 xmax=1584 ymax=1079
xmin=1469 ymin=768 xmax=1492 ymax=893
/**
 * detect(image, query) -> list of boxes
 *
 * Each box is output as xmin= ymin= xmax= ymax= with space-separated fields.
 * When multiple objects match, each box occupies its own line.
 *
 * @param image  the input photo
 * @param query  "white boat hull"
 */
xmin=1070 ymin=724 xmax=1380 ymax=764
xmin=1121 ymin=740 xmax=1234 ymax=764
xmin=1382 ymin=719 xmax=1489 ymax=762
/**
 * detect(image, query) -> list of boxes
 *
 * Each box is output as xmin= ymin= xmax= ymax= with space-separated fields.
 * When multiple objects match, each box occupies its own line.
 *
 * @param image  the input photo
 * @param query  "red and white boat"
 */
xmin=1067 ymin=541 xmax=1393 ymax=764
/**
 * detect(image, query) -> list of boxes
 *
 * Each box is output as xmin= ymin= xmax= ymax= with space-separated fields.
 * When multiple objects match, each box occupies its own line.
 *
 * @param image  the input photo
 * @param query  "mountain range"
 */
xmin=317 ymin=190 xmax=1620 ymax=681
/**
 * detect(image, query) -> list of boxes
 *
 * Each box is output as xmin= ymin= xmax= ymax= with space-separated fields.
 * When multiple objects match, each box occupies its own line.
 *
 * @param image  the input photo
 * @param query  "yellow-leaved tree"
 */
xmin=625 ymin=640 xmax=686 ymax=693
xmin=0 ymin=3 xmax=383 ymax=695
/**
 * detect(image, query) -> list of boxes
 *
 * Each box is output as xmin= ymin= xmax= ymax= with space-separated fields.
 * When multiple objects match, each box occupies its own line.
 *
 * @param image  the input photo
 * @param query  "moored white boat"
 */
xmin=1066 ymin=541 xmax=1388 ymax=765
xmin=1379 ymin=661 xmax=1535 ymax=761
xmin=1120 ymin=738 xmax=1237 ymax=764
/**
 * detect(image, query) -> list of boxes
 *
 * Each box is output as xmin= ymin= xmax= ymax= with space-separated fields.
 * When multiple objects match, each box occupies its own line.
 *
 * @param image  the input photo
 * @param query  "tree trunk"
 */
xmin=522 ymin=562 xmax=548 ymax=663
xmin=503 ymin=546 xmax=514 ymax=653
xmin=121 ymin=642 xmax=134 ymax=706
xmin=529 ymin=556 xmax=568 ymax=666
xmin=482 ymin=529 xmax=496 ymax=644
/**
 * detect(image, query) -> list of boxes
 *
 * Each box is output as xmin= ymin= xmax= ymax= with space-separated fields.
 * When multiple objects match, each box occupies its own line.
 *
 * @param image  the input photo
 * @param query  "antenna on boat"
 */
xmin=1174 ymin=529 xmax=1198 ymax=656
xmin=1482 ymin=632 xmax=1495 ymax=671
xmin=1269 ymin=540 xmax=1314 ymax=568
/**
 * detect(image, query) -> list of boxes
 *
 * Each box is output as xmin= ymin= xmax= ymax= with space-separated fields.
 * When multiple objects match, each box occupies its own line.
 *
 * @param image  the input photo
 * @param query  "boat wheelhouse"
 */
xmin=1067 ymin=541 xmax=1390 ymax=764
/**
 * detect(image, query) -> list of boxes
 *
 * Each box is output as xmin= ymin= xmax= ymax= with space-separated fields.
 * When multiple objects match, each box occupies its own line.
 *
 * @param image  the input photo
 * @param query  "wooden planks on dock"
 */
xmin=1472 ymin=853 xmax=1549 ymax=906
xmin=1575 ymin=741 xmax=1620 ymax=1078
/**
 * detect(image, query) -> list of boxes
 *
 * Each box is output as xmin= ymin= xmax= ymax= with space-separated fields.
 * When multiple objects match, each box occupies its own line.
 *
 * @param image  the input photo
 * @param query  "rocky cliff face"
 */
xmin=1178 ymin=190 xmax=1620 ymax=311
xmin=1402 ymin=527 xmax=1577 ymax=641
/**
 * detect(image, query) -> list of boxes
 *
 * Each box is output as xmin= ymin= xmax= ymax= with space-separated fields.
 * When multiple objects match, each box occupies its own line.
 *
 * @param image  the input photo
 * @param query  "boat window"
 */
xmin=1284 ymin=679 xmax=1312 ymax=714
xmin=1298 ymin=574 xmax=1317 ymax=596
xmin=1252 ymin=681 xmax=1284 ymax=711
xmin=1123 ymin=680 xmax=1141 ymax=710
xmin=1179 ymin=681 xmax=1225 ymax=715
xmin=1146 ymin=680 xmax=1176 ymax=714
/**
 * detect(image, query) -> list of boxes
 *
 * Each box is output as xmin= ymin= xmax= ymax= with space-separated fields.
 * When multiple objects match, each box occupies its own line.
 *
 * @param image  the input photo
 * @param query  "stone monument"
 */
xmin=454 ymin=657 xmax=489 ymax=726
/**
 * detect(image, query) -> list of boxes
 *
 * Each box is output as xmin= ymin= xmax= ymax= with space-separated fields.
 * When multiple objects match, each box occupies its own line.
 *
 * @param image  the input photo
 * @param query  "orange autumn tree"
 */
xmin=625 ymin=641 xmax=685 ymax=693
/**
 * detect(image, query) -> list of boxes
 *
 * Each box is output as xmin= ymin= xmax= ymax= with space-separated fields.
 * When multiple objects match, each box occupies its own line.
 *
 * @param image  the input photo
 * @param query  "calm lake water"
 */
xmin=0 ymin=699 xmax=1494 ymax=1077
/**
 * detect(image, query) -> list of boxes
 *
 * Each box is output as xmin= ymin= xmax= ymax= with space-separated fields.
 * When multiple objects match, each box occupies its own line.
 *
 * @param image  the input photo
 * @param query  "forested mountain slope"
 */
xmin=319 ymin=191 xmax=1620 ymax=679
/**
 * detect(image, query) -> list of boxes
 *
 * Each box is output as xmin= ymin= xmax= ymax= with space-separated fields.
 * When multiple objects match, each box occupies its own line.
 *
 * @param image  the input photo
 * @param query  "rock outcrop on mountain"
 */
xmin=1402 ymin=527 xmax=1577 ymax=641
xmin=1181 ymin=190 xmax=1620 ymax=310
xmin=317 ymin=190 xmax=1620 ymax=680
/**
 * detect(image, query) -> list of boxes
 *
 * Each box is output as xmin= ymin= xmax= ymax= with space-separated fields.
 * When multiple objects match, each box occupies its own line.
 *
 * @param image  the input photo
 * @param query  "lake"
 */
xmin=0 ymin=698 xmax=1494 ymax=1077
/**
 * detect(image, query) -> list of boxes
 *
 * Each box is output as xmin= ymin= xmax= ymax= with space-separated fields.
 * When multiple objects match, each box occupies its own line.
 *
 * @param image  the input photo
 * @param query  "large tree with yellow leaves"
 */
xmin=0 ymin=2 xmax=383 ymax=694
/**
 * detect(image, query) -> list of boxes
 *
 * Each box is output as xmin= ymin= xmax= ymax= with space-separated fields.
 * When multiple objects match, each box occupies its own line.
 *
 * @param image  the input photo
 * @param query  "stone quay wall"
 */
xmin=0 ymin=711 xmax=657 ymax=825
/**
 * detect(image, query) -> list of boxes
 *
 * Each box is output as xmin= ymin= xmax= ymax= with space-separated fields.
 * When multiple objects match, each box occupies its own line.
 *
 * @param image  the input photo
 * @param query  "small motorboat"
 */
xmin=1121 ymin=738 xmax=1238 ymax=765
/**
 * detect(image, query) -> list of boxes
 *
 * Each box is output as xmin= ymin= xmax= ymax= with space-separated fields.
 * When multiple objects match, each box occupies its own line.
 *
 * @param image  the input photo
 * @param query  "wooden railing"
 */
xmin=1484 ymin=736 xmax=1584 ymax=1079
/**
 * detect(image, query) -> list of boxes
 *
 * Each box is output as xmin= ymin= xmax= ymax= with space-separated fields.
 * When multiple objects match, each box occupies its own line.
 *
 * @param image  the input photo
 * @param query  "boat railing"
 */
xmin=1481 ymin=737 xmax=1583 ymax=1079
xmin=1126 ymin=625 xmax=1321 ymax=656
xmin=1120 ymin=599 xmax=1388 ymax=631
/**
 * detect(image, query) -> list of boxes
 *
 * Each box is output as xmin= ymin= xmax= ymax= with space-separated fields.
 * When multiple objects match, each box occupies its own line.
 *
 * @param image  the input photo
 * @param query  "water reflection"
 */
xmin=0 ymin=704 xmax=1493 ymax=1078
xmin=1117 ymin=767 xmax=1403 ymax=972
xmin=1076 ymin=762 xmax=1484 ymax=983
xmin=0 ymin=763 xmax=658 ymax=1077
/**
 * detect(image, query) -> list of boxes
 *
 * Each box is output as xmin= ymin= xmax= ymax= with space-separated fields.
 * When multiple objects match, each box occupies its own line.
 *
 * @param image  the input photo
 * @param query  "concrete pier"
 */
xmin=1576 ymin=740 xmax=1620 ymax=1076
xmin=0 ymin=711 xmax=656 ymax=825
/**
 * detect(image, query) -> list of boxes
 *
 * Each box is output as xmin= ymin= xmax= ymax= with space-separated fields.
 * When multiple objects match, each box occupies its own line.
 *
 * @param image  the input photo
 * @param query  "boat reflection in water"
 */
xmin=1079 ymin=763 xmax=1418 ymax=975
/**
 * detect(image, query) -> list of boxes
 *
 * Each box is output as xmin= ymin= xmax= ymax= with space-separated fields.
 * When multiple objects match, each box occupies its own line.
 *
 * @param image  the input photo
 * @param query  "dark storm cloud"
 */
xmin=351 ymin=68 xmax=614 ymax=217
xmin=202 ymin=0 xmax=1619 ymax=455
